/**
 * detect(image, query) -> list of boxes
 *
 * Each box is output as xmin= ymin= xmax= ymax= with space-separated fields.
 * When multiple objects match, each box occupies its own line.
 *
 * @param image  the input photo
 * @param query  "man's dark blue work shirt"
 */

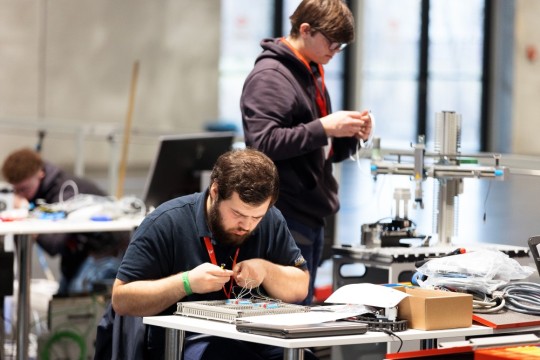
xmin=115 ymin=190 xmax=308 ymax=357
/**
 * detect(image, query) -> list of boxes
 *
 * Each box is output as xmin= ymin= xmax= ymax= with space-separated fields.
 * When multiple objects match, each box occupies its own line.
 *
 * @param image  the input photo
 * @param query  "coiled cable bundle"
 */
xmin=471 ymin=291 xmax=505 ymax=314
xmin=471 ymin=281 xmax=540 ymax=316
xmin=497 ymin=281 xmax=540 ymax=316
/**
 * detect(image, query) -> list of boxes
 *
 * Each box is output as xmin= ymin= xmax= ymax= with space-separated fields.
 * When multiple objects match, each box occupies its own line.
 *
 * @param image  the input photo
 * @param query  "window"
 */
xmin=361 ymin=0 xmax=485 ymax=152
xmin=361 ymin=0 xmax=422 ymax=149
xmin=219 ymin=0 xmax=348 ymax=135
xmin=218 ymin=0 xmax=273 ymax=132
xmin=427 ymin=0 xmax=485 ymax=152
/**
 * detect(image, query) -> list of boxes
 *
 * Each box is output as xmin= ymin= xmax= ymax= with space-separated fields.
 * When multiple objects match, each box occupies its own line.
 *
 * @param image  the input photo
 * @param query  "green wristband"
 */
xmin=182 ymin=271 xmax=193 ymax=296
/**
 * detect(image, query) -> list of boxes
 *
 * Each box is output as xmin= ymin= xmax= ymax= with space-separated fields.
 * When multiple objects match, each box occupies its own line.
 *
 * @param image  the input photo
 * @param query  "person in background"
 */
xmin=1 ymin=147 xmax=128 ymax=295
xmin=240 ymin=0 xmax=373 ymax=304
xmin=110 ymin=148 xmax=316 ymax=360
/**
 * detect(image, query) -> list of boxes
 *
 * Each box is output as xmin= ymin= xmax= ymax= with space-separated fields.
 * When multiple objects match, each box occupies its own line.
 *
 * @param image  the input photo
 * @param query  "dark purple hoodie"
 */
xmin=241 ymin=38 xmax=358 ymax=227
xmin=33 ymin=162 xmax=128 ymax=283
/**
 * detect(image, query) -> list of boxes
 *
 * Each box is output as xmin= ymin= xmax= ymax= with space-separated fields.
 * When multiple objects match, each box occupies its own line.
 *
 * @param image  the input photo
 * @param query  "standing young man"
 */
xmin=241 ymin=0 xmax=372 ymax=304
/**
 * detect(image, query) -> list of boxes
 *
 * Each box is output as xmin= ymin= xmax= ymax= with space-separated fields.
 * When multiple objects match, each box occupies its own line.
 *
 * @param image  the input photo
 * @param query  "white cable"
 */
xmin=360 ymin=110 xmax=376 ymax=149
xmin=351 ymin=110 xmax=377 ymax=164
xmin=473 ymin=298 xmax=505 ymax=313
xmin=117 ymin=195 xmax=146 ymax=217
xmin=59 ymin=179 xmax=79 ymax=203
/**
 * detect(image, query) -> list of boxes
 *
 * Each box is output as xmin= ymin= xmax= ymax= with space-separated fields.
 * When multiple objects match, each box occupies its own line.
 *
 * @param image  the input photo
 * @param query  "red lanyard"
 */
xmin=203 ymin=237 xmax=239 ymax=299
xmin=281 ymin=37 xmax=328 ymax=117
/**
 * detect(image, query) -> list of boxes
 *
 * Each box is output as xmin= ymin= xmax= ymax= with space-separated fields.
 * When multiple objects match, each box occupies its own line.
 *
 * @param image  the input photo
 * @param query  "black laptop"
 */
xmin=235 ymin=320 xmax=368 ymax=339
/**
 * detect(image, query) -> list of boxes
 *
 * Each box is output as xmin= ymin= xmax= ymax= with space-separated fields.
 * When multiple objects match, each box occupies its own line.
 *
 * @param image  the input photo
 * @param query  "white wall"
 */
xmin=513 ymin=0 xmax=540 ymax=155
xmin=0 ymin=0 xmax=220 ymax=171
xmin=1 ymin=0 xmax=540 ymax=173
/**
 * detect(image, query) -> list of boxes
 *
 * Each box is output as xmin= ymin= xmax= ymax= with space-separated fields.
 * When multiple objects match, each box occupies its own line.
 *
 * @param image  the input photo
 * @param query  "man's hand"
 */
xmin=231 ymin=259 xmax=309 ymax=303
xmin=232 ymin=259 xmax=266 ymax=289
xmin=13 ymin=194 xmax=29 ymax=209
xmin=321 ymin=109 xmax=372 ymax=140
xmin=188 ymin=262 xmax=234 ymax=294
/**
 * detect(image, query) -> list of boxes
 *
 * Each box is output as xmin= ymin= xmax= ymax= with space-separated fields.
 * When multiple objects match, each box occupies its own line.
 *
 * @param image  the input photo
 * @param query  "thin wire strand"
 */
xmin=482 ymin=181 xmax=492 ymax=222
xmin=351 ymin=111 xmax=377 ymax=164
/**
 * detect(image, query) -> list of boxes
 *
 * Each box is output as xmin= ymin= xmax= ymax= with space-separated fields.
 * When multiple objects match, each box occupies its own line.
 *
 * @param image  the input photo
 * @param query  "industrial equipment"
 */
xmin=369 ymin=111 xmax=508 ymax=245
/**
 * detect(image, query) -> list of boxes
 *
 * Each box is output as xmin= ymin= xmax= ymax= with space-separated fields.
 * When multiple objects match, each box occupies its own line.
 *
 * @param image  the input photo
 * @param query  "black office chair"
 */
xmin=94 ymin=303 xmax=146 ymax=360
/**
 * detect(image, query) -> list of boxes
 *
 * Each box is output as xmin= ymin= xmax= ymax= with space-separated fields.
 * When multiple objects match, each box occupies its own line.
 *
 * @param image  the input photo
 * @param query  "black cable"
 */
xmin=482 ymin=180 xmax=492 ymax=222
xmin=376 ymin=328 xmax=403 ymax=353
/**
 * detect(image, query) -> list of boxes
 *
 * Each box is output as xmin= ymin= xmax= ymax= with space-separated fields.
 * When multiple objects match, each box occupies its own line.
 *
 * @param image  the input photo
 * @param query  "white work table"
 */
xmin=143 ymin=315 xmax=493 ymax=360
xmin=0 ymin=217 xmax=143 ymax=360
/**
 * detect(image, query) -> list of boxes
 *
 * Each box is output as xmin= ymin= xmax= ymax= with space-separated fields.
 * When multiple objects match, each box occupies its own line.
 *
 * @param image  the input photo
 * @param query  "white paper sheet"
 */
xmin=324 ymin=283 xmax=409 ymax=308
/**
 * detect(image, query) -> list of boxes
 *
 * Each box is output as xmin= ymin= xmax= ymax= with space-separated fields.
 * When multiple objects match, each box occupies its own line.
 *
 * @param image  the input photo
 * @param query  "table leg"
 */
xmin=284 ymin=348 xmax=304 ymax=360
xmin=16 ymin=234 xmax=32 ymax=360
xmin=421 ymin=338 xmax=437 ymax=349
xmin=164 ymin=328 xmax=185 ymax=360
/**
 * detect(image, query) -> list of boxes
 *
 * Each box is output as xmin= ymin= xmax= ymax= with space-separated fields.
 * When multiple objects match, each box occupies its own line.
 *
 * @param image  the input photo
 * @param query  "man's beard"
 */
xmin=208 ymin=199 xmax=252 ymax=246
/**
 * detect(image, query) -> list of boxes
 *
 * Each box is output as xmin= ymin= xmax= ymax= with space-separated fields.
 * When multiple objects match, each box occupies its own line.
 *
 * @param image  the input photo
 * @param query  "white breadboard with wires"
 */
xmin=175 ymin=300 xmax=310 ymax=323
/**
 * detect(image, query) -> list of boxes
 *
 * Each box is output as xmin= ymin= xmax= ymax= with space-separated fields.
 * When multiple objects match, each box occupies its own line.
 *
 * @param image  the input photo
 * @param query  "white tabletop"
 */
xmin=0 ymin=217 xmax=143 ymax=235
xmin=3 ymin=215 xmax=144 ymax=360
xmin=143 ymin=315 xmax=493 ymax=349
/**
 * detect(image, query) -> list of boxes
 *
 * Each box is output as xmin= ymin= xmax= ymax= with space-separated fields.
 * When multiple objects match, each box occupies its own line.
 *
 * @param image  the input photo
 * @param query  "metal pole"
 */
xmin=0 ymin=287 xmax=4 ymax=360
xmin=284 ymin=348 xmax=304 ymax=360
xmin=433 ymin=111 xmax=462 ymax=245
xmin=435 ymin=178 xmax=463 ymax=245
xmin=15 ymin=234 xmax=32 ymax=360
xmin=108 ymin=134 xmax=120 ymax=197
xmin=74 ymin=127 xmax=86 ymax=177
xmin=164 ymin=328 xmax=184 ymax=360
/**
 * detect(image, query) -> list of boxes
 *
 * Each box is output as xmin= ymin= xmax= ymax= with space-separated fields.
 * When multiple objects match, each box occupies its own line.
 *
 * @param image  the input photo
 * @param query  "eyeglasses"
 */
xmin=318 ymin=30 xmax=347 ymax=52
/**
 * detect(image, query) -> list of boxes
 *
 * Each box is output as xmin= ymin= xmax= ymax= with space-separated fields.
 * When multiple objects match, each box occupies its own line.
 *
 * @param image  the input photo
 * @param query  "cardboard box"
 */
xmin=397 ymin=287 xmax=473 ymax=330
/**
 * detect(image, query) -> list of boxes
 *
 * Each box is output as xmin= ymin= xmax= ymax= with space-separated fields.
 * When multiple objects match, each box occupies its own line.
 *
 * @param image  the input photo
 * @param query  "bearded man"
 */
xmin=110 ymin=148 xmax=314 ymax=360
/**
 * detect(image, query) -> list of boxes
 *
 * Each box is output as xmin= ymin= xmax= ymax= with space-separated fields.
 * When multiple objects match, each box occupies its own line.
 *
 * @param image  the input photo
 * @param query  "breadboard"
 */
xmin=175 ymin=300 xmax=310 ymax=323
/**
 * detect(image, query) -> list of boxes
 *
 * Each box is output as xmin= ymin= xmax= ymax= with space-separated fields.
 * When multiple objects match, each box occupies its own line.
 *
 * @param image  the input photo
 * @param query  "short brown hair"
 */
xmin=2 ymin=148 xmax=43 ymax=184
xmin=210 ymin=148 xmax=279 ymax=207
xmin=289 ymin=0 xmax=355 ymax=44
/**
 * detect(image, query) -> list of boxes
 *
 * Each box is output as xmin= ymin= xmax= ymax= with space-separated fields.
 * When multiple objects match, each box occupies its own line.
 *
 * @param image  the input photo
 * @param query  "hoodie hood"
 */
xmin=255 ymin=38 xmax=311 ymax=77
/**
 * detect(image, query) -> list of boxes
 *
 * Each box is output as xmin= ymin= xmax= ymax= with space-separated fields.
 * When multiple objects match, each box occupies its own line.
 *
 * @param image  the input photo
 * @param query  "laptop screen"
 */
xmin=142 ymin=132 xmax=235 ymax=209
